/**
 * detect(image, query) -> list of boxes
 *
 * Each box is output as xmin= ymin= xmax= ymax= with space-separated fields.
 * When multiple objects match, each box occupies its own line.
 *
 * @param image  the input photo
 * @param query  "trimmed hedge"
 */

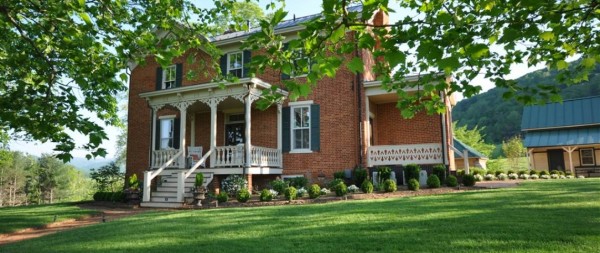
xmin=407 ymin=179 xmax=419 ymax=191
xmin=382 ymin=179 xmax=397 ymax=192
xmin=446 ymin=175 xmax=458 ymax=187
xmin=427 ymin=175 xmax=441 ymax=188
xmin=404 ymin=164 xmax=420 ymax=181
xmin=432 ymin=164 xmax=446 ymax=181
xmin=236 ymin=189 xmax=250 ymax=203
xmin=462 ymin=174 xmax=476 ymax=187
xmin=93 ymin=191 xmax=125 ymax=202
xmin=361 ymin=180 xmax=374 ymax=193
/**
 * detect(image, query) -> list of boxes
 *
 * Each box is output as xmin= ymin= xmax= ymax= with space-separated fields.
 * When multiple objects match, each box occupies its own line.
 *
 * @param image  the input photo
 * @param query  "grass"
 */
xmin=0 ymin=202 xmax=98 ymax=234
xmin=2 ymin=180 xmax=600 ymax=252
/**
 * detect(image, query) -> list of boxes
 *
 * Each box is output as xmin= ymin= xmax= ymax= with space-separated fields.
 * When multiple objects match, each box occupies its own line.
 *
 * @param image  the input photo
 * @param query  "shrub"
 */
xmin=484 ymin=174 xmax=495 ymax=181
xmin=566 ymin=171 xmax=573 ymax=176
xmin=378 ymin=167 xmax=392 ymax=183
xmin=518 ymin=170 xmax=528 ymax=176
xmin=284 ymin=177 xmax=308 ymax=189
xmin=494 ymin=170 xmax=504 ymax=177
xmin=427 ymin=175 xmax=441 ymax=188
xmin=93 ymin=191 xmax=125 ymax=202
xmin=508 ymin=173 xmax=519 ymax=180
xmin=217 ymin=192 xmax=229 ymax=203
xmin=539 ymin=170 xmax=549 ymax=176
xmin=530 ymin=174 xmax=539 ymax=179
xmin=284 ymin=186 xmax=297 ymax=200
xmin=320 ymin=188 xmax=331 ymax=195
xmin=566 ymin=175 xmax=574 ymax=179
xmin=551 ymin=174 xmax=559 ymax=179
xmin=519 ymin=174 xmax=530 ymax=180
xmin=407 ymin=178 xmax=419 ymax=191
xmin=497 ymin=173 xmax=508 ymax=180
xmin=404 ymin=164 xmax=420 ymax=181
xmin=578 ymin=175 xmax=585 ymax=179
xmin=446 ymin=175 xmax=458 ymax=187
xmin=333 ymin=182 xmax=348 ymax=196
xmin=456 ymin=169 xmax=465 ymax=177
xmin=353 ymin=166 xmax=368 ymax=185
xmin=471 ymin=168 xmax=485 ymax=175
xmin=432 ymin=164 xmax=446 ymax=181
xmin=473 ymin=174 xmax=484 ymax=181
xmin=222 ymin=175 xmax=248 ymax=196
xmin=361 ymin=180 xmax=374 ymax=193
xmin=259 ymin=189 xmax=273 ymax=202
xmin=347 ymin=184 xmax=360 ymax=193
xmin=550 ymin=170 xmax=559 ymax=175
xmin=270 ymin=179 xmax=287 ymax=195
xmin=507 ymin=169 xmax=516 ymax=175
xmin=382 ymin=179 xmax=397 ymax=192
xmin=333 ymin=171 xmax=345 ymax=179
xmin=541 ymin=174 xmax=551 ymax=179
xmin=558 ymin=170 xmax=565 ymax=176
xmin=236 ymin=188 xmax=250 ymax=203
xmin=328 ymin=178 xmax=344 ymax=189
xmin=462 ymin=174 xmax=476 ymax=186
xmin=308 ymin=184 xmax=321 ymax=199
xmin=195 ymin=173 xmax=204 ymax=187
xmin=297 ymin=187 xmax=307 ymax=197
xmin=128 ymin=173 xmax=140 ymax=190
xmin=530 ymin=170 xmax=539 ymax=176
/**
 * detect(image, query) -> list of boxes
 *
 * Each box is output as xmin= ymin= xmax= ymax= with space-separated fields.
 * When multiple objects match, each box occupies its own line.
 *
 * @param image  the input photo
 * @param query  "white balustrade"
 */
xmin=152 ymin=149 xmax=183 ymax=168
xmin=213 ymin=145 xmax=245 ymax=167
xmin=367 ymin=143 xmax=443 ymax=167
xmin=250 ymin=146 xmax=282 ymax=167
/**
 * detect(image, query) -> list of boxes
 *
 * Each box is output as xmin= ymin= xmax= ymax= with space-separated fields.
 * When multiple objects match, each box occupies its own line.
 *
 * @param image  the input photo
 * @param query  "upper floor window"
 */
xmin=580 ymin=148 xmax=595 ymax=166
xmin=227 ymin=52 xmax=243 ymax=78
xmin=291 ymin=49 xmax=310 ymax=77
xmin=160 ymin=118 xmax=175 ymax=149
xmin=292 ymin=105 xmax=311 ymax=151
xmin=163 ymin=65 xmax=176 ymax=89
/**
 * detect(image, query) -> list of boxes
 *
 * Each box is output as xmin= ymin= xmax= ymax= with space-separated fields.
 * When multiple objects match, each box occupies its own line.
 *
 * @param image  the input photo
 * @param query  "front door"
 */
xmin=225 ymin=123 xmax=245 ymax=146
xmin=547 ymin=149 xmax=565 ymax=171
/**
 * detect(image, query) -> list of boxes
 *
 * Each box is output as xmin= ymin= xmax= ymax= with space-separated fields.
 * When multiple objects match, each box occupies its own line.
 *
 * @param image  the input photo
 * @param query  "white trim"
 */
xmin=288 ymin=100 xmax=314 ymax=106
xmin=289 ymin=149 xmax=312 ymax=154
xmin=139 ymin=77 xmax=288 ymax=98
xmin=281 ymin=174 xmax=304 ymax=179
xmin=162 ymin=65 xmax=176 ymax=89
xmin=158 ymin=115 xmax=176 ymax=119
xmin=290 ymin=105 xmax=311 ymax=151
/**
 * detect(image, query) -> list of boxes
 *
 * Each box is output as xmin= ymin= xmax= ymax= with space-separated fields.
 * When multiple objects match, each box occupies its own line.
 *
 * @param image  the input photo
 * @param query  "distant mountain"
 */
xmin=453 ymin=65 xmax=600 ymax=144
xmin=68 ymin=157 xmax=113 ymax=175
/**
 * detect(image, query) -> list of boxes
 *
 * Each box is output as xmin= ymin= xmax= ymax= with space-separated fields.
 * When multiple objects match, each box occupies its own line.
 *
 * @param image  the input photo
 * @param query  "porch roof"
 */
xmin=139 ymin=77 xmax=287 ymax=99
xmin=523 ymin=126 xmax=600 ymax=148
xmin=521 ymin=96 xmax=600 ymax=131
xmin=453 ymin=137 xmax=487 ymax=159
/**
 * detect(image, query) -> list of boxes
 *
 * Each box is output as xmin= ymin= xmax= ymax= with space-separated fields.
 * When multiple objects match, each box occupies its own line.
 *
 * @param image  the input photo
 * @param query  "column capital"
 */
xmin=174 ymin=101 xmax=193 ymax=112
xmin=150 ymin=103 xmax=166 ymax=111
xmin=200 ymin=96 xmax=226 ymax=108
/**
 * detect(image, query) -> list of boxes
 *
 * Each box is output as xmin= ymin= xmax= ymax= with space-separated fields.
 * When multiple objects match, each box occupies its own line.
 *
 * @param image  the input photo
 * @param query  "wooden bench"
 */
xmin=575 ymin=167 xmax=600 ymax=178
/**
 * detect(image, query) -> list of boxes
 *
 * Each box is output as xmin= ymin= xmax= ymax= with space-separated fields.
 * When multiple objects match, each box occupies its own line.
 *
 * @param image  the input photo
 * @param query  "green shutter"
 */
xmin=243 ymin=50 xmax=251 ymax=78
xmin=175 ymin=63 xmax=183 ymax=87
xmin=310 ymin=104 xmax=320 ymax=151
xmin=220 ymin=55 xmax=227 ymax=77
xmin=281 ymin=43 xmax=290 ymax=80
xmin=282 ymin=107 xmax=290 ymax=152
xmin=155 ymin=119 xmax=161 ymax=150
xmin=155 ymin=67 xmax=163 ymax=90
xmin=173 ymin=118 xmax=181 ymax=149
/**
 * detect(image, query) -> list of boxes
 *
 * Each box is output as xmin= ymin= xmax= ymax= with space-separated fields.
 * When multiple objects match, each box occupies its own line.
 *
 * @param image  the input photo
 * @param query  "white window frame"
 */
xmin=291 ymin=48 xmax=310 ymax=77
xmin=227 ymin=51 xmax=244 ymax=78
xmin=580 ymin=148 xmax=595 ymax=166
xmin=159 ymin=115 xmax=176 ymax=149
xmin=289 ymin=100 xmax=312 ymax=153
xmin=162 ymin=65 xmax=176 ymax=89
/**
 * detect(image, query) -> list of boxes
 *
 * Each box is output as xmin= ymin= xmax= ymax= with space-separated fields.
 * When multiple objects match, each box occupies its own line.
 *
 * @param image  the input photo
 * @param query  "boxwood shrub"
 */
xmin=432 ymin=164 xmax=446 ymax=181
xmin=332 ymin=182 xmax=348 ymax=196
xmin=446 ymin=175 xmax=458 ymax=187
xmin=382 ymin=179 xmax=397 ymax=192
xmin=217 ymin=192 xmax=229 ymax=203
xmin=236 ymin=189 xmax=250 ymax=203
xmin=284 ymin=186 xmax=297 ymax=201
xmin=259 ymin=189 xmax=273 ymax=202
xmin=308 ymin=184 xmax=321 ymax=199
xmin=361 ymin=180 xmax=374 ymax=193
xmin=353 ymin=166 xmax=368 ymax=185
xmin=404 ymin=164 xmax=420 ymax=181
xmin=462 ymin=174 xmax=476 ymax=186
xmin=270 ymin=179 xmax=287 ymax=195
xmin=427 ymin=175 xmax=441 ymax=188
xmin=407 ymin=178 xmax=419 ymax=191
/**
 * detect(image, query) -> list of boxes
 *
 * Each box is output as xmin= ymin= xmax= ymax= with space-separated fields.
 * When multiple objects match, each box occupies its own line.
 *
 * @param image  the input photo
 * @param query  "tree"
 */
xmin=37 ymin=154 xmax=70 ymax=204
xmin=502 ymin=136 xmax=526 ymax=170
xmin=244 ymin=0 xmax=600 ymax=116
xmin=453 ymin=122 xmax=495 ymax=157
xmin=212 ymin=1 xmax=268 ymax=34
xmin=90 ymin=162 xmax=124 ymax=192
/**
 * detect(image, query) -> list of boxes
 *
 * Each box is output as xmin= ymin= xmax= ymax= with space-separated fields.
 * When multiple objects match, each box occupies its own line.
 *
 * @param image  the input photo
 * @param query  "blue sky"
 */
xmin=9 ymin=0 xmax=543 ymax=160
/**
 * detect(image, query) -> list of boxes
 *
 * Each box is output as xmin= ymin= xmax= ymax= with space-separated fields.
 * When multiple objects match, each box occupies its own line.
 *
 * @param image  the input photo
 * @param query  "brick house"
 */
xmin=126 ymin=6 xmax=456 ymax=207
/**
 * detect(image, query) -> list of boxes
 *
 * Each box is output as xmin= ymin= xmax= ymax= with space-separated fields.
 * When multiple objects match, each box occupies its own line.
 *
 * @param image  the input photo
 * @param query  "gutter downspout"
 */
xmin=355 ymin=35 xmax=364 ymax=167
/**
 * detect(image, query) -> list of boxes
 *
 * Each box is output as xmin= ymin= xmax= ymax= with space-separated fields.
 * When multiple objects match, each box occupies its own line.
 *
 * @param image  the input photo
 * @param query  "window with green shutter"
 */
xmin=283 ymin=102 xmax=319 ymax=153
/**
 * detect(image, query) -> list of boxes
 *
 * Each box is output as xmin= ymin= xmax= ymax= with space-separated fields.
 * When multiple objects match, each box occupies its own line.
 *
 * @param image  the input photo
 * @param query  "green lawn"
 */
xmin=2 ymin=180 xmax=600 ymax=252
xmin=0 ymin=203 xmax=98 ymax=234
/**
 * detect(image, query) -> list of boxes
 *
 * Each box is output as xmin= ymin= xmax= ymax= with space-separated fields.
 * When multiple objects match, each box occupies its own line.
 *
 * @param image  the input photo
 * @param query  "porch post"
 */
xmin=245 ymin=92 xmax=253 ymax=168
xmin=528 ymin=148 xmax=535 ymax=171
xmin=463 ymin=149 xmax=470 ymax=174
xmin=176 ymin=102 xmax=190 ymax=169
xmin=562 ymin=146 xmax=577 ymax=175
xmin=190 ymin=114 xmax=196 ymax=147
xmin=151 ymin=107 xmax=158 ymax=167
xmin=210 ymin=100 xmax=218 ymax=167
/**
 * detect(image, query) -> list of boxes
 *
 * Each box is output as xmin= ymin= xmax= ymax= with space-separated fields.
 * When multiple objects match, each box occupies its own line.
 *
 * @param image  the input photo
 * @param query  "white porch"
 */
xmin=367 ymin=143 xmax=444 ymax=167
xmin=139 ymin=78 xmax=287 ymax=204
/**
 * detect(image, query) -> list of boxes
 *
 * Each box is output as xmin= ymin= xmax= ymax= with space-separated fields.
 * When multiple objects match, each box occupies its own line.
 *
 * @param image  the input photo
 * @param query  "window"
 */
xmin=163 ymin=65 xmax=176 ymax=89
xmin=160 ymin=118 xmax=174 ymax=149
xmin=292 ymin=106 xmax=310 ymax=150
xmin=291 ymin=49 xmax=310 ymax=77
xmin=227 ymin=52 xmax=243 ymax=78
xmin=580 ymin=148 xmax=595 ymax=166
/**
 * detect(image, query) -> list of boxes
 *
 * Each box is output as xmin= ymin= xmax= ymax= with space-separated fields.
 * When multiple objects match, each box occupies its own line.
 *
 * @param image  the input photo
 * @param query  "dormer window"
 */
xmin=227 ymin=52 xmax=243 ymax=78
xmin=163 ymin=65 xmax=176 ymax=89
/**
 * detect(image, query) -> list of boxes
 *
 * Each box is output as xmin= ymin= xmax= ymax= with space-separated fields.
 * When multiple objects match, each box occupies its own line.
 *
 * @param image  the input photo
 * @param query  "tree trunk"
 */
xmin=50 ymin=188 xmax=53 ymax=204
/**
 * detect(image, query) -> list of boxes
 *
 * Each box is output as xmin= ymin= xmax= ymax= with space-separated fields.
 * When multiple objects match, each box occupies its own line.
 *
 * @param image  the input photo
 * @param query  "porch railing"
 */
xmin=152 ymin=149 xmax=183 ymax=168
xmin=214 ymin=145 xmax=244 ymax=167
xmin=251 ymin=146 xmax=281 ymax=167
xmin=367 ymin=143 xmax=443 ymax=167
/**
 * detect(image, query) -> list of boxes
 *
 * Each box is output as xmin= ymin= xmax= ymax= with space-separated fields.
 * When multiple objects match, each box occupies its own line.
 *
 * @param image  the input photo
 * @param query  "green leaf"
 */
xmin=556 ymin=60 xmax=568 ymax=70
xmin=582 ymin=57 xmax=596 ymax=68
xmin=438 ymin=56 xmax=460 ymax=74
xmin=540 ymin=31 xmax=555 ymax=41
xmin=270 ymin=9 xmax=288 ymax=24
xmin=347 ymin=57 xmax=364 ymax=74
xmin=119 ymin=73 xmax=128 ymax=82
xmin=79 ymin=12 xmax=92 ymax=25
xmin=384 ymin=51 xmax=406 ymax=67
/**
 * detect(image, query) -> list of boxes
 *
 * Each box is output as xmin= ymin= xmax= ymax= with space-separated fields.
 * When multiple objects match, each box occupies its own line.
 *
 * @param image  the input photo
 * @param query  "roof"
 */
xmin=523 ymin=126 xmax=600 ymax=147
xmin=453 ymin=137 xmax=487 ymax=159
xmin=521 ymin=96 xmax=600 ymax=130
xmin=211 ymin=5 xmax=364 ymax=42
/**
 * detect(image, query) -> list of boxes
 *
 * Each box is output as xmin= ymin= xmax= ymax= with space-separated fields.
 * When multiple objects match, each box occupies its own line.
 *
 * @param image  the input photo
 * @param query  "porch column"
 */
xmin=245 ymin=92 xmax=253 ymax=168
xmin=527 ymin=148 xmax=535 ymax=171
xmin=562 ymin=146 xmax=577 ymax=174
xmin=463 ymin=149 xmax=470 ymax=174
xmin=277 ymin=102 xmax=282 ymax=152
xmin=210 ymin=101 xmax=218 ymax=167
xmin=151 ymin=107 xmax=158 ymax=164
xmin=190 ymin=114 xmax=196 ymax=147
xmin=175 ymin=102 xmax=191 ymax=168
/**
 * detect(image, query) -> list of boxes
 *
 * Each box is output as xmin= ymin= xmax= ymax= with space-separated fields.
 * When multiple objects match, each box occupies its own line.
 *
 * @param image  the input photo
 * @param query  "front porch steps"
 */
xmin=140 ymin=170 xmax=213 ymax=208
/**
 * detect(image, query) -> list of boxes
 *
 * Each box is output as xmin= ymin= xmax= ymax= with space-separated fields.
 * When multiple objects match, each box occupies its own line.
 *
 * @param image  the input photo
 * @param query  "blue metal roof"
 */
xmin=453 ymin=137 xmax=487 ymax=158
xmin=521 ymin=96 xmax=600 ymax=130
xmin=211 ymin=5 xmax=363 ymax=42
xmin=523 ymin=126 xmax=600 ymax=147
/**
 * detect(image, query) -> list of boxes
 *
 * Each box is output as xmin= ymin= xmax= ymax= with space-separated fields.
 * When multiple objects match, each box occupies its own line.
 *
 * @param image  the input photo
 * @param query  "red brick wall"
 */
xmin=374 ymin=102 xmax=442 ymax=145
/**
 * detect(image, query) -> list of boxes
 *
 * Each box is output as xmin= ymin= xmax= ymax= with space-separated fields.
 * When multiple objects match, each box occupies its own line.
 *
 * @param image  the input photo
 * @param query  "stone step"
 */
xmin=160 ymin=182 xmax=195 ymax=188
xmin=141 ymin=201 xmax=183 ymax=208
xmin=150 ymin=196 xmax=181 ymax=202
xmin=153 ymin=191 xmax=193 ymax=198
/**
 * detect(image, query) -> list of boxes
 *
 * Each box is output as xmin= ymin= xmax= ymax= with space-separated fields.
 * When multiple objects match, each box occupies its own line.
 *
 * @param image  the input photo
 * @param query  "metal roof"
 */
xmin=521 ymin=96 xmax=600 ymax=130
xmin=453 ymin=137 xmax=487 ymax=159
xmin=523 ymin=126 xmax=600 ymax=147
xmin=211 ymin=5 xmax=363 ymax=42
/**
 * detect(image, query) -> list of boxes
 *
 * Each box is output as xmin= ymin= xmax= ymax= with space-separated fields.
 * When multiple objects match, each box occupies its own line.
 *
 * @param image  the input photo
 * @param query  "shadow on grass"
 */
xmin=0 ymin=203 xmax=98 ymax=234
xmin=2 ymin=180 xmax=599 ymax=253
